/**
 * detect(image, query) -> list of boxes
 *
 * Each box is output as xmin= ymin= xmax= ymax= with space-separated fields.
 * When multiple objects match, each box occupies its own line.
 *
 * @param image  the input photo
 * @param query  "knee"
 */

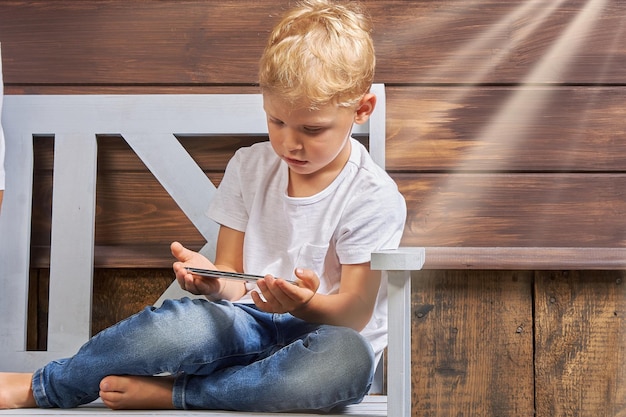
xmin=325 ymin=327 xmax=375 ymax=381
xmin=302 ymin=326 xmax=375 ymax=395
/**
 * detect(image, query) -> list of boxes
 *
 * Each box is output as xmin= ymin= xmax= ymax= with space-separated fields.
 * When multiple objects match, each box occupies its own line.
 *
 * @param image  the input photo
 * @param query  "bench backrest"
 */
xmin=0 ymin=85 xmax=386 ymax=372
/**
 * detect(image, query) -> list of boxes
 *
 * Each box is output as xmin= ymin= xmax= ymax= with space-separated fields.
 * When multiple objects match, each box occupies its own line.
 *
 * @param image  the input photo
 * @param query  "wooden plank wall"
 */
xmin=2 ymin=1 xmax=626 ymax=415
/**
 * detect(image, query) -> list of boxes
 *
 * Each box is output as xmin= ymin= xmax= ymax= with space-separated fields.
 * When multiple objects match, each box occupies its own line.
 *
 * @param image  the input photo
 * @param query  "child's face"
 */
xmin=263 ymin=93 xmax=356 ymax=178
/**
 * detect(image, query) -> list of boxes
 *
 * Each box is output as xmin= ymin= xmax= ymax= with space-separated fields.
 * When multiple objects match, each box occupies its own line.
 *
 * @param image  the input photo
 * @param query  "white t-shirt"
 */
xmin=207 ymin=138 xmax=406 ymax=360
xmin=0 ymin=117 xmax=4 ymax=190
xmin=0 ymin=43 xmax=5 ymax=191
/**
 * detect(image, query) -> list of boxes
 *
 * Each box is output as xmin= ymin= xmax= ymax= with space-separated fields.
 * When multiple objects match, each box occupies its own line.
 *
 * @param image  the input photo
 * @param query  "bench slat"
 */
xmin=47 ymin=133 xmax=97 ymax=352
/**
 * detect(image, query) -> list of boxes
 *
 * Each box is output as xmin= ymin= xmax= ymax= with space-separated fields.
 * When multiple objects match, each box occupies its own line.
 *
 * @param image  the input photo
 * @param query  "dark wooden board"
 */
xmin=397 ymin=173 xmax=626 ymax=248
xmin=534 ymin=271 xmax=626 ymax=416
xmin=386 ymin=86 xmax=626 ymax=172
xmin=1 ymin=0 xmax=624 ymax=85
xmin=410 ymin=269 xmax=534 ymax=416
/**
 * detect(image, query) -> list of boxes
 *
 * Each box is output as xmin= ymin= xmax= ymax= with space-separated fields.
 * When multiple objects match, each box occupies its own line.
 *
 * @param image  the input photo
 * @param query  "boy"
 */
xmin=0 ymin=0 xmax=406 ymax=412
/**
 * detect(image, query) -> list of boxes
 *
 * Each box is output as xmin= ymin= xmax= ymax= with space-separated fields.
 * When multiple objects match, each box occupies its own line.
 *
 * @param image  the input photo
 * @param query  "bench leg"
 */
xmin=387 ymin=270 xmax=411 ymax=417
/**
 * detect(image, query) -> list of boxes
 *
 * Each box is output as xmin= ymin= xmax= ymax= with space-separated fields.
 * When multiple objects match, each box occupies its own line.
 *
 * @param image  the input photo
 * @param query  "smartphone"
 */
xmin=185 ymin=267 xmax=296 ymax=283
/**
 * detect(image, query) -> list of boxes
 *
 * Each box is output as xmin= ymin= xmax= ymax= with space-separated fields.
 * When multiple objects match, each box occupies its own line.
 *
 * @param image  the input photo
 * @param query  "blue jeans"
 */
xmin=31 ymin=298 xmax=375 ymax=411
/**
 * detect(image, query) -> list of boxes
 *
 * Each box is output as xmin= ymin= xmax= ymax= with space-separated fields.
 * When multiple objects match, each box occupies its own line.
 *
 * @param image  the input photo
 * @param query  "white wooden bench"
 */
xmin=0 ymin=84 xmax=423 ymax=417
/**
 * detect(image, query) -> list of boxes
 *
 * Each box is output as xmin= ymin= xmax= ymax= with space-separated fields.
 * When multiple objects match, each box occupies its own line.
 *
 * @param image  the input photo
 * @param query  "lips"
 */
xmin=284 ymin=156 xmax=307 ymax=166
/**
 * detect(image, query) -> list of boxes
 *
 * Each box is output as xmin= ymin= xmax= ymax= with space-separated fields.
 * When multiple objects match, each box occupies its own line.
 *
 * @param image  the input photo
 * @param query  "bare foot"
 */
xmin=0 ymin=373 xmax=37 ymax=409
xmin=99 ymin=375 xmax=175 ymax=410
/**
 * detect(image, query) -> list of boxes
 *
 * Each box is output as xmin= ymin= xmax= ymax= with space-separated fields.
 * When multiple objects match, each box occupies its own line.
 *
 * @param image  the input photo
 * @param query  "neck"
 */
xmin=287 ymin=139 xmax=352 ymax=198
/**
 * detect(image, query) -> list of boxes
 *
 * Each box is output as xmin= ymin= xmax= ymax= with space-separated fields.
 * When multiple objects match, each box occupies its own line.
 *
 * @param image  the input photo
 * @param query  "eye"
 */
xmin=269 ymin=117 xmax=284 ymax=126
xmin=303 ymin=126 xmax=323 ymax=134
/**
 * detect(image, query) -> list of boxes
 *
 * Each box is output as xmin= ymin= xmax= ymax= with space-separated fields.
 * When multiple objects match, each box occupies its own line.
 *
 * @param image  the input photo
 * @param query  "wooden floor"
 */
xmin=0 ymin=396 xmax=386 ymax=416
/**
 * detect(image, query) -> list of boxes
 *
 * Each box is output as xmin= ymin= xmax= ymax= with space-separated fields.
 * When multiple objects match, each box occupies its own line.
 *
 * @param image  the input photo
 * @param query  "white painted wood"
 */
xmin=0 ymin=132 xmax=33 ymax=355
xmin=47 ymin=133 xmax=98 ymax=353
xmin=0 ymin=352 xmax=79 ymax=374
xmin=367 ymin=84 xmax=385 ymax=169
xmin=371 ymin=247 xmax=426 ymax=271
xmin=0 ymin=42 xmax=4 ymax=193
xmin=371 ymin=248 xmax=425 ymax=417
xmin=0 ymin=395 xmax=386 ymax=416
xmin=1 ymin=94 xmax=372 ymax=137
xmin=386 ymin=270 xmax=412 ymax=417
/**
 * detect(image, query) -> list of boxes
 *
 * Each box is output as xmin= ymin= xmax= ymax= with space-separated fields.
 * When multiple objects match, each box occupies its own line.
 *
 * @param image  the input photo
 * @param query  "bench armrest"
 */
xmin=371 ymin=247 xmax=425 ymax=417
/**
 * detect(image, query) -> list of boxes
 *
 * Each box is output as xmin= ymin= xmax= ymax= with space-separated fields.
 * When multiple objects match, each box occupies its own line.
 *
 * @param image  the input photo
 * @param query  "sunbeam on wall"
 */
xmin=412 ymin=0 xmax=613 ymax=245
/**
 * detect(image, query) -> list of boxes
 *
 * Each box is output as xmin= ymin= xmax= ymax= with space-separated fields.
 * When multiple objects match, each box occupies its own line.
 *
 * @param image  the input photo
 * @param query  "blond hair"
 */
xmin=259 ymin=0 xmax=375 ymax=109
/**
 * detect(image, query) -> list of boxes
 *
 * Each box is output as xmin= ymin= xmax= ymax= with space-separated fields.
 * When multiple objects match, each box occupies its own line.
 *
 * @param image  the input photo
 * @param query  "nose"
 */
xmin=282 ymin=128 xmax=303 ymax=153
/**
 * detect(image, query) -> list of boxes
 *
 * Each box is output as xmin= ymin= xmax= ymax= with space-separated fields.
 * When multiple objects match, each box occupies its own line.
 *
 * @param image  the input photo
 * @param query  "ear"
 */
xmin=353 ymin=93 xmax=377 ymax=125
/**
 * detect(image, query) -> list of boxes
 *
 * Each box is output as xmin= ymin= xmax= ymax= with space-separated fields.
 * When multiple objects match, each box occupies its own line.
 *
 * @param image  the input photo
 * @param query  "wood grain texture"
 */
xmin=386 ymin=86 xmax=626 ymax=172
xmin=397 ymin=174 xmax=626 ymax=248
xmin=0 ymin=1 xmax=279 ymax=85
xmin=91 ymin=269 xmax=175 ymax=335
xmin=534 ymin=271 xmax=626 ymax=416
xmin=0 ymin=0 xmax=624 ymax=85
xmin=411 ymin=270 xmax=534 ymax=416
xmin=422 ymin=247 xmax=626 ymax=270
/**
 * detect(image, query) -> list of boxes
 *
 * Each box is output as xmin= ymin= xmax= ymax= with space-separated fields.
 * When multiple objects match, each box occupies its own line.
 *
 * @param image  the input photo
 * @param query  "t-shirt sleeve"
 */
xmin=0 ymin=47 xmax=4 ymax=191
xmin=335 ymin=179 xmax=407 ymax=265
xmin=0 ymin=127 xmax=5 ymax=191
xmin=206 ymin=150 xmax=249 ymax=232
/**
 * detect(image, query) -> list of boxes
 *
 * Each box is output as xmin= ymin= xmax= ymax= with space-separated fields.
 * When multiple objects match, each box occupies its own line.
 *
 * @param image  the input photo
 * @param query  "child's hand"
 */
xmin=171 ymin=241 xmax=223 ymax=296
xmin=251 ymin=268 xmax=320 ymax=314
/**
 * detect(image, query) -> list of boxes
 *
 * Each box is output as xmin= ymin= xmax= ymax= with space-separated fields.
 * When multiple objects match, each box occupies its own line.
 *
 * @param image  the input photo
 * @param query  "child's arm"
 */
xmin=252 ymin=262 xmax=380 ymax=332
